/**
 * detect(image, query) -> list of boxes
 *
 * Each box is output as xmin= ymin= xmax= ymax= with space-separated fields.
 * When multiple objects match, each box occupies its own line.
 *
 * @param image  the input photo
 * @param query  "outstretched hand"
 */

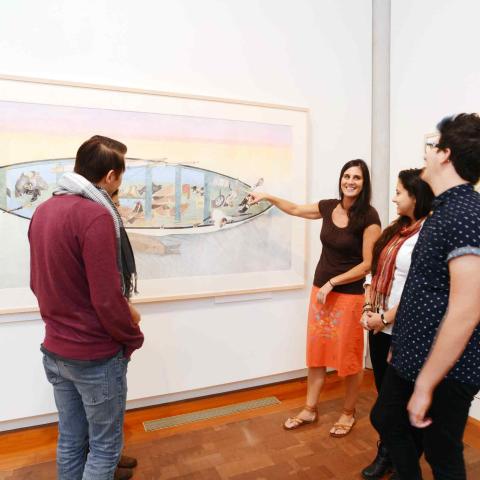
xmin=248 ymin=192 xmax=267 ymax=205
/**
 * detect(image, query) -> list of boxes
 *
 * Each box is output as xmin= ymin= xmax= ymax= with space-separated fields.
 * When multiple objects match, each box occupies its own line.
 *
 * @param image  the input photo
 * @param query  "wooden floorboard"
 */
xmin=1 ymin=371 xmax=479 ymax=479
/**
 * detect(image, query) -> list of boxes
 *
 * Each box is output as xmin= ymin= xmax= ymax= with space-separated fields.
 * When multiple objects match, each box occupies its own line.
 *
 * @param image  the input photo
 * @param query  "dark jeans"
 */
xmin=371 ymin=365 xmax=479 ymax=480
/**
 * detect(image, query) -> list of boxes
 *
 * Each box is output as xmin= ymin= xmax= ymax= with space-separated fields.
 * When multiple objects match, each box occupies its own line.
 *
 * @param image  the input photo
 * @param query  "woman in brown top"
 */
xmin=250 ymin=159 xmax=381 ymax=436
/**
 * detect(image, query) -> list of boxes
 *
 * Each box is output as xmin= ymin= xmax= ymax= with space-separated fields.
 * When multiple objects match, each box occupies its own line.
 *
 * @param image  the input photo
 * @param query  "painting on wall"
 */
xmin=0 ymin=76 xmax=308 ymax=313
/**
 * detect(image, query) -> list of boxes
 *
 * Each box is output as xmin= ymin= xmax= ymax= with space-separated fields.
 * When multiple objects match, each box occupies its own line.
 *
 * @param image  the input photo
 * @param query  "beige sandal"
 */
xmin=283 ymin=404 xmax=318 ymax=430
xmin=329 ymin=408 xmax=356 ymax=438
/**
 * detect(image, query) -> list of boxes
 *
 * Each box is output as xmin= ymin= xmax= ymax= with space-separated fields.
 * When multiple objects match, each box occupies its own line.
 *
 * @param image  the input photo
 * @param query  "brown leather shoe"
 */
xmin=118 ymin=454 xmax=138 ymax=469
xmin=114 ymin=467 xmax=133 ymax=480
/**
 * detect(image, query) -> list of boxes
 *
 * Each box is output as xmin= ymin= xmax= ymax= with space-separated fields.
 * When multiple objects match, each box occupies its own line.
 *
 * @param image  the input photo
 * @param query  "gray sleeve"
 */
xmin=447 ymin=246 xmax=480 ymax=262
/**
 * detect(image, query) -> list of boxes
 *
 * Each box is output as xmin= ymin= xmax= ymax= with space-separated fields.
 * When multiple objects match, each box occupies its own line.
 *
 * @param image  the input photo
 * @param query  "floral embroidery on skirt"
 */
xmin=306 ymin=286 xmax=364 ymax=376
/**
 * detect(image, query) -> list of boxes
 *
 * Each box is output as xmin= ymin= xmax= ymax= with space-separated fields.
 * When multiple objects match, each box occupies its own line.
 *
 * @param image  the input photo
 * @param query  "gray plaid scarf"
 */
xmin=54 ymin=172 xmax=137 ymax=298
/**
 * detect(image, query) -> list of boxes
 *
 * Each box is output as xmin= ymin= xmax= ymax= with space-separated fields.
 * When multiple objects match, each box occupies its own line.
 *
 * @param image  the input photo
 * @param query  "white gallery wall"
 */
xmin=390 ymin=0 xmax=480 ymax=216
xmin=390 ymin=0 xmax=480 ymax=419
xmin=0 ymin=0 xmax=373 ymax=429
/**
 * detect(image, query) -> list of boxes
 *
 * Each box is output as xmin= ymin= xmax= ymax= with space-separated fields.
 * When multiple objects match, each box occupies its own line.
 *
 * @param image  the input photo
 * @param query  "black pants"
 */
xmin=371 ymin=365 xmax=479 ymax=480
xmin=368 ymin=331 xmax=392 ymax=392
xmin=369 ymin=331 xmax=424 ymax=470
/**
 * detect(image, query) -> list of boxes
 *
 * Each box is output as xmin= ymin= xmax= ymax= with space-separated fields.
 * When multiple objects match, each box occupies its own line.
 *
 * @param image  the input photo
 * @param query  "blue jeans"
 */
xmin=43 ymin=351 xmax=128 ymax=480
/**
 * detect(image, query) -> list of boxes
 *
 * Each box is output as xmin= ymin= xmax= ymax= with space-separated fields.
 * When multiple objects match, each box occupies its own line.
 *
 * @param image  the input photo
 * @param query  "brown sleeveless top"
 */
xmin=313 ymin=199 xmax=381 ymax=294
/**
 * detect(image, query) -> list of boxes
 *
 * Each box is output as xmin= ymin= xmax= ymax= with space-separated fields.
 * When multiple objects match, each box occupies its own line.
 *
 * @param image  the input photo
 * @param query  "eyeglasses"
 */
xmin=424 ymin=141 xmax=439 ymax=153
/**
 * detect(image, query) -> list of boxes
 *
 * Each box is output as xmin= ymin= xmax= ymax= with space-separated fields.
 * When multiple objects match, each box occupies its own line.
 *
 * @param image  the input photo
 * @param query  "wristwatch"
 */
xmin=381 ymin=313 xmax=390 ymax=326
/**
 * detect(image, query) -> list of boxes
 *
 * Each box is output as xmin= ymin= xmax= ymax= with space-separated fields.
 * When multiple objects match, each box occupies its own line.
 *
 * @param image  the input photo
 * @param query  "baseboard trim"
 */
xmin=2 ymin=369 xmax=479 ymax=432
xmin=0 ymin=369 xmax=308 ymax=432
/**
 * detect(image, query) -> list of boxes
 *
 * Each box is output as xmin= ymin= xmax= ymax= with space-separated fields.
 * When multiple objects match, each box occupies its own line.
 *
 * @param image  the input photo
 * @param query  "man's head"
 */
xmin=74 ymin=135 xmax=127 ymax=195
xmin=423 ymin=113 xmax=480 ymax=188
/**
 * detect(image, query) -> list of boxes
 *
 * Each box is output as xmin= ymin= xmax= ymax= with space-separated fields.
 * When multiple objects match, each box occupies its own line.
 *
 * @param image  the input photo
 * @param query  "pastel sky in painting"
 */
xmin=0 ymin=100 xmax=292 ymax=147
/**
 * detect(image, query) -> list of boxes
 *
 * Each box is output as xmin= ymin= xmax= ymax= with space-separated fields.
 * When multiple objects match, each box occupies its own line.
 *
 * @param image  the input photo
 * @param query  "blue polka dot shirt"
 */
xmin=391 ymin=184 xmax=480 ymax=386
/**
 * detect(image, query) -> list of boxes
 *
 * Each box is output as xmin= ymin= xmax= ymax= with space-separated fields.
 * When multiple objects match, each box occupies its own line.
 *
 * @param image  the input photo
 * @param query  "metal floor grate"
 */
xmin=143 ymin=396 xmax=281 ymax=432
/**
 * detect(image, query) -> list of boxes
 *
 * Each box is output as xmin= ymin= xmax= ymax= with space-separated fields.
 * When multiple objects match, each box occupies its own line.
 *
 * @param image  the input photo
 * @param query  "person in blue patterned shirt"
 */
xmin=370 ymin=113 xmax=480 ymax=480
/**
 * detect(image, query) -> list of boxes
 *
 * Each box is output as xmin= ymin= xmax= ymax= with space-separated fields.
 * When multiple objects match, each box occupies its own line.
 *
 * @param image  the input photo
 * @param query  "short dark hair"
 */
xmin=338 ymin=159 xmax=373 ymax=231
xmin=74 ymin=135 xmax=127 ymax=183
xmin=436 ymin=113 xmax=480 ymax=184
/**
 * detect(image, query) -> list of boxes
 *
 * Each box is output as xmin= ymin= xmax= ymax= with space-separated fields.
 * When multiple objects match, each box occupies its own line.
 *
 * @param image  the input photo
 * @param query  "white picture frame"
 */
xmin=0 ymin=75 xmax=308 ymax=314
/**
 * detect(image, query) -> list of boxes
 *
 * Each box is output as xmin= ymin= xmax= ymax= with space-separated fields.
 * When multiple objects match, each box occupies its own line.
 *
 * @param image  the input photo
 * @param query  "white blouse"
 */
xmin=365 ymin=227 xmax=422 ymax=335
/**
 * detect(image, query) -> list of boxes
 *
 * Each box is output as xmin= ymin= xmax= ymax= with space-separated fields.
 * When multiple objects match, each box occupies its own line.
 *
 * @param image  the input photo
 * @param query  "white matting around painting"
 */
xmin=0 ymin=75 xmax=308 ymax=314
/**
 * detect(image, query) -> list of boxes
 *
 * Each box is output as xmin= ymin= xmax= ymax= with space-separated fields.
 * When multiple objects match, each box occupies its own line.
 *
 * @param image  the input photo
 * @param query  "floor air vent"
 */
xmin=143 ymin=396 xmax=281 ymax=432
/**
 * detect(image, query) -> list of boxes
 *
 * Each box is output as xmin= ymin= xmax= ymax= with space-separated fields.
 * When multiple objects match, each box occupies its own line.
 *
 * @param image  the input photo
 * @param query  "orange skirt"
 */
xmin=306 ymin=286 xmax=364 ymax=376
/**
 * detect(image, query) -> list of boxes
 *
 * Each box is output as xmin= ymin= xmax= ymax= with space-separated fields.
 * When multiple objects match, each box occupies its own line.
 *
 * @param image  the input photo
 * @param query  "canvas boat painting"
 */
xmin=0 ymin=158 xmax=272 ymax=235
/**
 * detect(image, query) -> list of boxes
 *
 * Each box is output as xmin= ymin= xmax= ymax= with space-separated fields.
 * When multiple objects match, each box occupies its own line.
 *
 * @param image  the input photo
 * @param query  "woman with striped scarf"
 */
xmin=361 ymin=168 xmax=433 ymax=480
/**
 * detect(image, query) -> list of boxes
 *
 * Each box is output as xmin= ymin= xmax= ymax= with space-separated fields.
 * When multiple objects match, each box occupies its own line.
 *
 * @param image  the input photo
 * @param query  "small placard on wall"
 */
xmin=214 ymin=292 xmax=273 ymax=304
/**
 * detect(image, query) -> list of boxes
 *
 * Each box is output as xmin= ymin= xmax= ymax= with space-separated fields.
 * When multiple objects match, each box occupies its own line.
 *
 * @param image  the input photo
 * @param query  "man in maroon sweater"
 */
xmin=29 ymin=136 xmax=144 ymax=480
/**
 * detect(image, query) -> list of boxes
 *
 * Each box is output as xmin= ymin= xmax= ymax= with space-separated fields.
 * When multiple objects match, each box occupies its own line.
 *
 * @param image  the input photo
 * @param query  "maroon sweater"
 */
xmin=29 ymin=195 xmax=144 ymax=360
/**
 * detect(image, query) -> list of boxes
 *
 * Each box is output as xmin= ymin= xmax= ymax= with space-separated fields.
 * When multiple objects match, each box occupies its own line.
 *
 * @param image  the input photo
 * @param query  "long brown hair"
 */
xmin=338 ymin=159 xmax=372 ymax=232
xmin=371 ymin=169 xmax=433 ymax=276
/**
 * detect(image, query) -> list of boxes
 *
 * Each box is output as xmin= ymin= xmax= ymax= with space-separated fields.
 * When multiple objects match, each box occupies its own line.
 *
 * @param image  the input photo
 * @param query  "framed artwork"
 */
xmin=0 ymin=75 xmax=308 ymax=314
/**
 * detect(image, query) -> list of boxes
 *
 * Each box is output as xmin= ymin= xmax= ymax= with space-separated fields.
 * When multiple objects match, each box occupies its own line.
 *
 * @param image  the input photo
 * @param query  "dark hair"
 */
xmin=338 ymin=159 xmax=372 ymax=232
xmin=371 ymin=168 xmax=434 ymax=276
xmin=74 ymin=135 xmax=127 ymax=183
xmin=436 ymin=113 xmax=480 ymax=184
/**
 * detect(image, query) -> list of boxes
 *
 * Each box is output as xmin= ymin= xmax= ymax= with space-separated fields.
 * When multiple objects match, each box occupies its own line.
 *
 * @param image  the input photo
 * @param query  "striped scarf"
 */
xmin=370 ymin=218 xmax=423 ymax=310
xmin=54 ymin=172 xmax=137 ymax=298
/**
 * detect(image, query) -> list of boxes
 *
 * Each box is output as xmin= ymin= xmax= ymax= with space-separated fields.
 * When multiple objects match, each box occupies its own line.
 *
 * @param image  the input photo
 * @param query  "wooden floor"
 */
xmin=1 ymin=371 xmax=479 ymax=479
